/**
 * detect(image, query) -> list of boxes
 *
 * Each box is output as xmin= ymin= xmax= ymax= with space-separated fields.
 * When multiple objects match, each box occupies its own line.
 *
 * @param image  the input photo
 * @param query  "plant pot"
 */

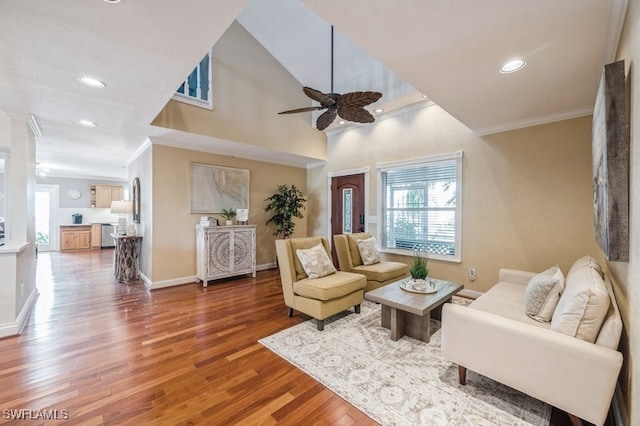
xmin=225 ymin=220 xmax=233 ymax=226
xmin=410 ymin=278 xmax=433 ymax=292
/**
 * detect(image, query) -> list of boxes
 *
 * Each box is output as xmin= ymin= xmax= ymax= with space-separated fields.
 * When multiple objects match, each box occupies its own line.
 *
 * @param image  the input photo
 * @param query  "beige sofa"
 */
xmin=441 ymin=256 xmax=623 ymax=426
xmin=334 ymin=233 xmax=409 ymax=292
xmin=275 ymin=237 xmax=366 ymax=331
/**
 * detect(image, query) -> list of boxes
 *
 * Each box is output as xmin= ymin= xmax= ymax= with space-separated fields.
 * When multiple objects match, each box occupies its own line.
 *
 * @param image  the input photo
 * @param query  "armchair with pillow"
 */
xmin=334 ymin=233 xmax=409 ymax=292
xmin=275 ymin=236 xmax=367 ymax=331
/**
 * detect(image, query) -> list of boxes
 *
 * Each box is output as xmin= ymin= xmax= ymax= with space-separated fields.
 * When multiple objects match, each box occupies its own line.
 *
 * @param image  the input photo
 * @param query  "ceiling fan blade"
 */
xmin=303 ymin=87 xmax=336 ymax=106
xmin=337 ymin=91 xmax=382 ymax=109
xmin=337 ymin=106 xmax=375 ymax=124
xmin=278 ymin=106 xmax=325 ymax=114
xmin=316 ymin=109 xmax=337 ymax=130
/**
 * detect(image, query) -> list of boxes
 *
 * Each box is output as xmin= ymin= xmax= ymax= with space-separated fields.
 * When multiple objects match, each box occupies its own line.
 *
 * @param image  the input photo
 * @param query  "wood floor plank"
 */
xmin=0 ymin=250 xmax=592 ymax=425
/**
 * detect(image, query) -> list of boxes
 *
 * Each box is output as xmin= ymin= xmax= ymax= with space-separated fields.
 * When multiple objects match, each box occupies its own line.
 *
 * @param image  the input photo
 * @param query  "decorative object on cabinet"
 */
xmin=111 ymin=234 xmax=142 ymax=282
xmin=265 ymin=184 xmax=306 ymax=238
xmin=111 ymin=200 xmax=133 ymax=235
xmin=220 ymin=208 xmax=236 ymax=225
xmin=132 ymin=177 xmax=140 ymax=223
xmin=190 ymin=163 xmax=249 ymax=214
xmin=195 ymin=225 xmax=256 ymax=287
xmin=236 ymin=208 xmax=249 ymax=225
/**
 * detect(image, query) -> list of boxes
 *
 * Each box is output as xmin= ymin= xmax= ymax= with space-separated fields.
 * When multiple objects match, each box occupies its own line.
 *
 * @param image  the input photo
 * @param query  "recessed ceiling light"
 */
xmin=500 ymin=59 xmax=526 ymax=74
xmin=79 ymin=76 xmax=106 ymax=88
xmin=79 ymin=120 xmax=97 ymax=127
xmin=338 ymin=120 xmax=346 ymax=125
xmin=374 ymin=108 xmax=384 ymax=114
xmin=420 ymin=94 xmax=428 ymax=99
xmin=103 ymin=0 xmax=122 ymax=3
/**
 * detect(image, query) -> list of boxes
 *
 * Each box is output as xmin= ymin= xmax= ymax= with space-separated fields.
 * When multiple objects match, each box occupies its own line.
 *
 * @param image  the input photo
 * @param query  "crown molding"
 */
xmin=473 ymin=106 xmax=593 ymax=137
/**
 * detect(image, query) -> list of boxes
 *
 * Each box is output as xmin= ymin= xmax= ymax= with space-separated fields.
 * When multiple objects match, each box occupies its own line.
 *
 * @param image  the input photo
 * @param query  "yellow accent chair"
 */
xmin=275 ymin=236 xmax=367 ymax=331
xmin=334 ymin=232 xmax=409 ymax=292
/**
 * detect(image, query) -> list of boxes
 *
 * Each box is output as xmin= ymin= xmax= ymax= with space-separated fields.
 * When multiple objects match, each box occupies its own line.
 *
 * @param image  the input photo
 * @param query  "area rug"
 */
xmin=259 ymin=300 xmax=551 ymax=426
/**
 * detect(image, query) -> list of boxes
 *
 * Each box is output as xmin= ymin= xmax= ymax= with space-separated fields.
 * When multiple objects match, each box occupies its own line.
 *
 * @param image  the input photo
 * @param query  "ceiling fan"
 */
xmin=278 ymin=26 xmax=382 ymax=131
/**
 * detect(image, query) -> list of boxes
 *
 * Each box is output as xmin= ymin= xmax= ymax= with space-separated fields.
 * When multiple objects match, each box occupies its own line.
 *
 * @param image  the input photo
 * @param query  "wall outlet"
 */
xmin=469 ymin=268 xmax=476 ymax=281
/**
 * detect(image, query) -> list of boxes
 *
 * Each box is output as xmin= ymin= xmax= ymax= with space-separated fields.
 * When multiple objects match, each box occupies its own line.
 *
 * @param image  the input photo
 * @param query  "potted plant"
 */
xmin=220 ymin=208 xmax=236 ymax=225
xmin=409 ymin=247 xmax=431 ymax=290
xmin=265 ymin=184 xmax=307 ymax=238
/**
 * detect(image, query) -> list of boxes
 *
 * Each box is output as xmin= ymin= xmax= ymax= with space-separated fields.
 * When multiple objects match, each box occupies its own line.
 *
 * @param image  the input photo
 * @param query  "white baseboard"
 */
xmin=147 ymin=275 xmax=196 ymax=290
xmin=257 ymin=262 xmax=277 ymax=271
xmin=142 ymin=263 xmax=276 ymax=290
xmin=0 ymin=287 xmax=39 ymax=338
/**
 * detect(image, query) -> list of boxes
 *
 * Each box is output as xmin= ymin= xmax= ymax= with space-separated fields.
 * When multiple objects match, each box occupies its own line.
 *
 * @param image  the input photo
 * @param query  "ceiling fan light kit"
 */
xmin=278 ymin=26 xmax=382 ymax=131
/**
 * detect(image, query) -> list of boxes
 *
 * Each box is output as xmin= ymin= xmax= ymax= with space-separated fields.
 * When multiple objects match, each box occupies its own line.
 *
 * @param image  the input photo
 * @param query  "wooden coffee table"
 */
xmin=365 ymin=278 xmax=463 ymax=343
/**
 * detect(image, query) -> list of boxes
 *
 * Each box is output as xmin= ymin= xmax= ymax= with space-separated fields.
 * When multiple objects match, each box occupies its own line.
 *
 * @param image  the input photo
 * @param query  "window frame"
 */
xmin=172 ymin=49 xmax=213 ymax=110
xmin=377 ymin=151 xmax=463 ymax=263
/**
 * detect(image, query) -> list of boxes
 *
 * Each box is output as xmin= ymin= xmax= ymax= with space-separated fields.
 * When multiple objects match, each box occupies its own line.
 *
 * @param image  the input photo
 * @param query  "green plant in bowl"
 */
xmin=409 ymin=247 xmax=429 ymax=280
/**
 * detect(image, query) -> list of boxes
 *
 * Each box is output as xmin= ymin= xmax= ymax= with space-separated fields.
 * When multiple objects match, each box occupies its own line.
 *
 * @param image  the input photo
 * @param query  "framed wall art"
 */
xmin=190 ymin=163 xmax=249 ymax=214
xmin=592 ymin=60 xmax=629 ymax=262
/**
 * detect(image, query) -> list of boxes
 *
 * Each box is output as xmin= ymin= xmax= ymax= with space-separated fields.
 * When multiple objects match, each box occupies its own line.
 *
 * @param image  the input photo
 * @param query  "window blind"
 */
xmin=378 ymin=152 xmax=461 ymax=260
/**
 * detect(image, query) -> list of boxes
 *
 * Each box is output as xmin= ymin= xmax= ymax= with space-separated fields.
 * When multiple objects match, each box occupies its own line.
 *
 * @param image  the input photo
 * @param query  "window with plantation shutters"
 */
xmin=173 ymin=50 xmax=212 ymax=109
xmin=377 ymin=151 xmax=462 ymax=262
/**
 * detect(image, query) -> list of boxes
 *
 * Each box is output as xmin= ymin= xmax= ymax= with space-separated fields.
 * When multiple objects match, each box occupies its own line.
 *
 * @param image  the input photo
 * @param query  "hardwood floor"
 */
xmin=0 ymin=250 xmax=606 ymax=425
xmin=0 ymin=250 xmax=373 ymax=425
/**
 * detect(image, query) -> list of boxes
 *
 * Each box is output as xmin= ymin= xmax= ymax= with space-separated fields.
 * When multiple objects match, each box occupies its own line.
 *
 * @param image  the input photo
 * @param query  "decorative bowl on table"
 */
xmin=400 ymin=278 xmax=437 ymax=294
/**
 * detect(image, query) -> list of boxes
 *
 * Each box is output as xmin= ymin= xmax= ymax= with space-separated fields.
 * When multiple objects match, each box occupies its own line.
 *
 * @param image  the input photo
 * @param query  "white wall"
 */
xmin=0 ymin=114 xmax=37 ymax=338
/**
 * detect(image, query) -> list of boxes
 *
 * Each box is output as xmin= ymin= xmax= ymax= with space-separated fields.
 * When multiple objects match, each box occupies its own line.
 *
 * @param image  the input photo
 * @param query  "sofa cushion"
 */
xmin=568 ymin=255 xmax=602 ymax=276
xmin=470 ymin=281 xmax=550 ymax=329
xmin=347 ymin=232 xmax=370 ymax=267
xmin=524 ymin=265 xmax=564 ymax=322
xmin=357 ymin=236 xmax=381 ymax=265
xmin=296 ymin=243 xmax=337 ymax=279
xmin=551 ymin=265 xmax=610 ymax=342
xmin=290 ymin=237 xmax=326 ymax=280
xmin=293 ymin=272 xmax=366 ymax=301
xmin=352 ymin=261 xmax=409 ymax=283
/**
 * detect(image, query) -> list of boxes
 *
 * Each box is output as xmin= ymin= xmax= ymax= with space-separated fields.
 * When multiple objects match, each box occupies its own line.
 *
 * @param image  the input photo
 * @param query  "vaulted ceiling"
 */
xmin=0 ymin=0 xmax=627 ymax=179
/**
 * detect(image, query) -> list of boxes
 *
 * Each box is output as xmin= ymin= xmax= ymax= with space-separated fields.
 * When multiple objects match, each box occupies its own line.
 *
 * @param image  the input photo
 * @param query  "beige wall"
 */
xmin=149 ymin=143 xmax=306 ymax=284
xmin=308 ymin=105 xmax=595 ymax=294
xmin=152 ymin=21 xmax=327 ymax=161
xmin=606 ymin=2 xmax=640 ymax=424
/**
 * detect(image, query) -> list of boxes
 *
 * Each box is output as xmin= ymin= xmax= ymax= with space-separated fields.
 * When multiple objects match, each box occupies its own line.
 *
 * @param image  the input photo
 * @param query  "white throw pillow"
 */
xmin=524 ymin=265 xmax=564 ymax=322
xmin=567 ymin=255 xmax=602 ymax=276
xmin=356 ymin=237 xmax=381 ymax=266
xmin=296 ymin=243 xmax=337 ymax=279
xmin=550 ymin=265 xmax=610 ymax=342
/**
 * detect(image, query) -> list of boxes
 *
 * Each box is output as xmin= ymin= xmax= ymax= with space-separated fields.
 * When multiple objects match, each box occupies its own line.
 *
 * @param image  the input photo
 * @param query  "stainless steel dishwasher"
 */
xmin=101 ymin=223 xmax=115 ymax=248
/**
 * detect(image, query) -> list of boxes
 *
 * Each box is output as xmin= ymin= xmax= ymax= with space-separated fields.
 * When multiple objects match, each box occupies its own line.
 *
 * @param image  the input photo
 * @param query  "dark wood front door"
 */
xmin=331 ymin=173 xmax=365 ymax=265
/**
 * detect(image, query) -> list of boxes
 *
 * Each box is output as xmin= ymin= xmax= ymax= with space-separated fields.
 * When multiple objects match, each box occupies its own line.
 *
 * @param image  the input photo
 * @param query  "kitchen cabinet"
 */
xmin=60 ymin=226 xmax=91 ymax=251
xmin=91 ymin=224 xmax=102 ymax=249
xmin=90 ymin=184 xmax=124 ymax=208
xmin=195 ymin=225 xmax=256 ymax=287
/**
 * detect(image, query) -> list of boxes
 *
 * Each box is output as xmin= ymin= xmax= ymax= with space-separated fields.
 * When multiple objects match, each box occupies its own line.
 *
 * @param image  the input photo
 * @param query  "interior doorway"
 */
xmin=330 ymin=172 xmax=366 ymax=265
xmin=35 ymin=184 xmax=59 ymax=252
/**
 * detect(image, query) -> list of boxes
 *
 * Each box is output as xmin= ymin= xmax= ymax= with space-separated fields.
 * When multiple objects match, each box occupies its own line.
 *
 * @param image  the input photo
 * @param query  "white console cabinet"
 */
xmin=196 ymin=225 xmax=256 ymax=287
